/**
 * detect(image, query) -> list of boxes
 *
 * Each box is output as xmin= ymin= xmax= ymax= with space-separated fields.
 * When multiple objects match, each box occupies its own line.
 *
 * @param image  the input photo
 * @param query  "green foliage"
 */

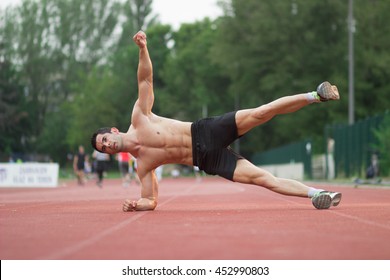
xmin=67 ymin=68 xmax=124 ymax=152
xmin=1 ymin=0 xmax=124 ymax=152
xmin=354 ymin=0 xmax=390 ymax=119
xmin=1 ymin=0 xmax=390 ymax=166
xmin=372 ymin=113 xmax=390 ymax=176
xmin=0 ymin=60 xmax=32 ymax=155
xmin=212 ymin=0 xmax=348 ymax=156
xmin=160 ymin=19 xmax=231 ymax=121
xmin=36 ymin=103 xmax=71 ymax=164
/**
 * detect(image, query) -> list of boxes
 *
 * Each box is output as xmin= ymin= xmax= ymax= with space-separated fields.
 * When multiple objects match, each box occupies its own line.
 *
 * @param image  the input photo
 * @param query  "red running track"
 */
xmin=1 ymin=177 xmax=390 ymax=260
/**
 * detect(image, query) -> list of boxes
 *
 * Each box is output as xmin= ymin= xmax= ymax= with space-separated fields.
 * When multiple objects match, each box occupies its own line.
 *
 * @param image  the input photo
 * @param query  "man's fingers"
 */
xmin=123 ymin=199 xmax=137 ymax=211
xmin=123 ymin=199 xmax=132 ymax=211
xmin=137 ymin=31 xmax=146 ymax=39
xmin=133 ymin=31 xmax=146 ymax=41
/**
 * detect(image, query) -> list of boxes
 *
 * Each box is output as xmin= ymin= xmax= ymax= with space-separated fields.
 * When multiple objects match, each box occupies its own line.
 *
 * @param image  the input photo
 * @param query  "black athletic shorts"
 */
xmin=191 ymin=111 xmax=244 ymax=181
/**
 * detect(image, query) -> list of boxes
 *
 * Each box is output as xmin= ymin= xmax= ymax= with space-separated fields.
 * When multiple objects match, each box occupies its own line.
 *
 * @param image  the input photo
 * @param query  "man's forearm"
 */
xmin=137 ymin=46 xmax=153 ymax=83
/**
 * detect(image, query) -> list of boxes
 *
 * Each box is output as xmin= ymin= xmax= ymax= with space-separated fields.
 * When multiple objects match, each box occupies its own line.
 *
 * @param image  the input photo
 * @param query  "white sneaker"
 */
xmin=312 ymin=191 xmax=342 ymax=209
xmin=317 ymin=81 xmax=340 ymax=102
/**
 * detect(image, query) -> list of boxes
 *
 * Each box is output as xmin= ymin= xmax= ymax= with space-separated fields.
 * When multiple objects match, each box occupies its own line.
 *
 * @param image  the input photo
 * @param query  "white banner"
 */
xmin=0 ymin=163 xmax=59 ymax=188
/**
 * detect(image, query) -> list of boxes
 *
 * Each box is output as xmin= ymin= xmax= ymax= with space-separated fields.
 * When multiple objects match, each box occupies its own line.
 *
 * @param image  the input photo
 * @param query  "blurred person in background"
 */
xmin=93 ymin=150 xmax=110 ymax=188
xmin=73 ymin=145 xmax=88 ymax=186
xmin=117 ymin=152 xmax=131 ymax=187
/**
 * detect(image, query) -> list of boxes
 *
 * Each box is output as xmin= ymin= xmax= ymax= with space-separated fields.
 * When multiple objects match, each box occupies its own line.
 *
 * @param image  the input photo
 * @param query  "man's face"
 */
xmin=95 ymin=130 xmax=122 ymax=154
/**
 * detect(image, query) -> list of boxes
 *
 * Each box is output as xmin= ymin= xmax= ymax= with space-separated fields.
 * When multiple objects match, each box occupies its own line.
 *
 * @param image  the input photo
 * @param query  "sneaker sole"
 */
xmin=318 ymin=81 xmax=339 ymax=101
xmin=312 ymin=194 xmax=332 ymax=209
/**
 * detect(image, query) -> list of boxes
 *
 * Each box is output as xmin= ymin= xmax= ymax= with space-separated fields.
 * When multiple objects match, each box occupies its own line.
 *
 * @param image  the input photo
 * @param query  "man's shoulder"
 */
xmin=131 ymin=105 xmax=150 ymax=123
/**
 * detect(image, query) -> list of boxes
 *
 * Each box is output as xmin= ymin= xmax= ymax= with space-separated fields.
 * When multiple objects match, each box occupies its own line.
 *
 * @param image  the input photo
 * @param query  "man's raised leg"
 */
xmin=235 ymin=81 xmax=339 ymax=136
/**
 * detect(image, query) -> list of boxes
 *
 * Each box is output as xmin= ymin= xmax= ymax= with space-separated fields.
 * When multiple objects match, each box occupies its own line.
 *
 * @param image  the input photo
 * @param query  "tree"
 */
xmin=35 ymin=103 xmax=71 ymax=164
xmin=67 ymin=68 xmax=122 ymax=150
xmin=2 ymin=0 xmax=390 ymax=168
xmin=2 ymin=0 xmax=122 ymax=153
xmin=0 ymin=60 xmax=31 ymax=158
xmin=212 ymin=0 xmax=348 ymax=156
xmin=160 ymin=19 xmax=231 ymax=121
xmin=354 ymin=0 xmax=390 ymax=119
xmin=117 ymin=0 xmax=158 ymax=48
xmin=372 ymin=112 xmax=390 ymax=177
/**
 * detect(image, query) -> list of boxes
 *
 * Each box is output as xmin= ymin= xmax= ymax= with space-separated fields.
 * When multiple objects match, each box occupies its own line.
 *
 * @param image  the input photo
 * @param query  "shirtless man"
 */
xmin=91 ymin=31 xmax=342 ymax=211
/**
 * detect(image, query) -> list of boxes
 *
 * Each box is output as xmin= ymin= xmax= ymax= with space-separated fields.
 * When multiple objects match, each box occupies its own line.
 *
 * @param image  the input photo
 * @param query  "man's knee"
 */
xmin=252 ymin=104 xmax=273 ymax=121
xmin=252 ymin=168 xmax=279 ymax=188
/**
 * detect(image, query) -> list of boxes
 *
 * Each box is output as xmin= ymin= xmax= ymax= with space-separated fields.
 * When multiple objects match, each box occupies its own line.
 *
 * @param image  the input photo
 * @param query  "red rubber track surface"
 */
xmin=1 ymin=177 xmax=390 ymax=260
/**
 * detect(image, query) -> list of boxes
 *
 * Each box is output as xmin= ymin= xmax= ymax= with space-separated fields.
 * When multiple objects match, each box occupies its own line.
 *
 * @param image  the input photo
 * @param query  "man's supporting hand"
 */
xmin=123 ymin=198 xmax=157 ymax=211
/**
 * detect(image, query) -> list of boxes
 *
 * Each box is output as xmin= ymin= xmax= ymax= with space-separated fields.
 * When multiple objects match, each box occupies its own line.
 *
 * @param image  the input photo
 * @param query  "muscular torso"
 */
xmin=125 ymin=113 xmax=193 ymax=175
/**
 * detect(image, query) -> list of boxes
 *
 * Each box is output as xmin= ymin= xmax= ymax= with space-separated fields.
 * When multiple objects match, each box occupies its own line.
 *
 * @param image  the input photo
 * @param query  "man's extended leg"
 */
xmin=233 ymin=159 xmax=313 ymax=197
xmin=233 ymin=159 xmax=341 ymax=209
xmin=235 ymin=81 xmax=339 ymax=136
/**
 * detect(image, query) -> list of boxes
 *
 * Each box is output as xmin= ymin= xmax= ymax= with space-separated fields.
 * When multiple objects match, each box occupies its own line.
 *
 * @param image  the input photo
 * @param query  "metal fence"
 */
xmin=251 ymin=112 xmax=387 ymax=179
xmin=251 ymin=140 xmax=313 ymax=179
xmin=327 ymin=113 xmax=385 ymax=178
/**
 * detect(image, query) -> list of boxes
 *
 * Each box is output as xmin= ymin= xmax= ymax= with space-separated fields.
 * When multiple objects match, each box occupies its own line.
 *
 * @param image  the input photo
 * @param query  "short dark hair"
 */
xmin=91 ymin=127 xmax=111 ymax=151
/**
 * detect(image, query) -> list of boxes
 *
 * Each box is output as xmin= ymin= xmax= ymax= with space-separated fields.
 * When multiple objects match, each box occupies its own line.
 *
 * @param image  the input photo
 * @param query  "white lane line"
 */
xmin=274 ymin=194 xmax=390 ymax=231
xmin=329 ymin=208 xmax=390 ymax=231
xmin=42 ymin=184 xmax=199 ymax=259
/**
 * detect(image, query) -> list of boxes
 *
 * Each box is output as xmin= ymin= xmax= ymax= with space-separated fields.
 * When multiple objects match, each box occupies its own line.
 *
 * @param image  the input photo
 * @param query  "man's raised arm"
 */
xmin=133 ymin=31 xmax=154 ymax=115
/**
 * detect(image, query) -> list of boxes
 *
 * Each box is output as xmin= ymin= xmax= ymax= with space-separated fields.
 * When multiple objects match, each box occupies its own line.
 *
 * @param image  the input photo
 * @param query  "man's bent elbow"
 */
xmin=137 ymin=198 xmax=157 ymax=211
xmin=149 ymin=199 xmax=157 ymax=210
